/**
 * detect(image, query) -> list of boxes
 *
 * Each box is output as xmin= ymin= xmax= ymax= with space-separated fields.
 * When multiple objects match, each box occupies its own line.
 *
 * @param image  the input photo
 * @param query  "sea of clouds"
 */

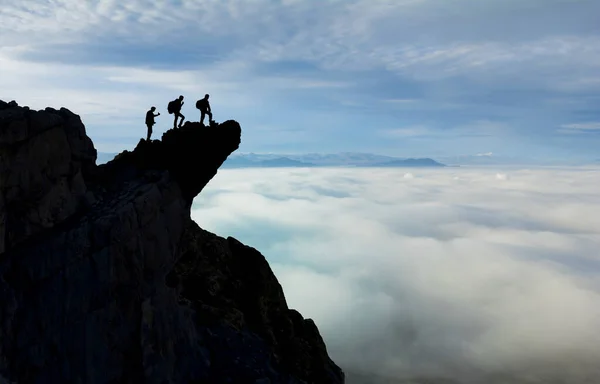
xmin=191 ymin=166 xmax=600 ymax=384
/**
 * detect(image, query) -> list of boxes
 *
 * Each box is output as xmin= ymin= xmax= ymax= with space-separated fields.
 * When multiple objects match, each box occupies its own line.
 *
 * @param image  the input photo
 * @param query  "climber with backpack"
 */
xmin=195 ymin=94 xmax=213 ymax=126
xmin=167 ymin=95 xmax=185 ymax=129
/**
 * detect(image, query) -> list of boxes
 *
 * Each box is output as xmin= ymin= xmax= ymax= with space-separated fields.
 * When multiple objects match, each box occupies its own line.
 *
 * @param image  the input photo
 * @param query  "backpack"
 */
xmin=167 ymin=100 xmax=176 ymax=114
xmin=196 ymin=99 xmax=207 ymax=110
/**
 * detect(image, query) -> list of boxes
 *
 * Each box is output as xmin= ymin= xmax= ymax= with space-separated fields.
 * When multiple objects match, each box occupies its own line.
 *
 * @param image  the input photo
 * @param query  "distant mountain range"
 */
xmin=220 ymin=153 xmax=446 ymax=168
xmin=221 ymin=156 xmax=316 ymax=168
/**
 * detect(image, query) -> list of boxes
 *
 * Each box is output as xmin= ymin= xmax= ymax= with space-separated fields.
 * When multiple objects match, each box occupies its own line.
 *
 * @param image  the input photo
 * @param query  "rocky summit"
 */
xmin=0 ymin=99 xmax=345 ymax=384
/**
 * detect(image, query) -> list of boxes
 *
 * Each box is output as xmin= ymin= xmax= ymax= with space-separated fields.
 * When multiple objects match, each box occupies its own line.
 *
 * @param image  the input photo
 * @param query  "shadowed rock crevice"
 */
xmin=0 ymin=100 xmax=344 ymax=384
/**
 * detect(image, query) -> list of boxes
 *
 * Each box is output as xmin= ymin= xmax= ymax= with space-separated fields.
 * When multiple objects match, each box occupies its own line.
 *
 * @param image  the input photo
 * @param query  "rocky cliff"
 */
xmin=0 ymin=99 xmax=345 ymax=384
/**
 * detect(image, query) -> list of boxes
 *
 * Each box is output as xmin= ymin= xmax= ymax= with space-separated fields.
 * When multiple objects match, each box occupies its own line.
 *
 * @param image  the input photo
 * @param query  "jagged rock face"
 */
xmin=0 ymin=100 xmax=344 ymax=384
xmin=0 ymin=100 xmax=96 ymax=253
xmin=170 ymin=223 xmax=343 ymax=383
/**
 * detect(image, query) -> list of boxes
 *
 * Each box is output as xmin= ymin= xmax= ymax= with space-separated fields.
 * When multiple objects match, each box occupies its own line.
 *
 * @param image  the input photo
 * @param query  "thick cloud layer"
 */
xmin=191 ymin=166 xmax=600 ymax=383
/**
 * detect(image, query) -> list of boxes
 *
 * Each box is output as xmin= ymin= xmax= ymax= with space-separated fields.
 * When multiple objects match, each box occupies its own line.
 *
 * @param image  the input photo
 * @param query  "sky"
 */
xmin=1 ymin=0 xmax=600 ymax=161
xmin=192 ymin=166 xmax=600 ymax=384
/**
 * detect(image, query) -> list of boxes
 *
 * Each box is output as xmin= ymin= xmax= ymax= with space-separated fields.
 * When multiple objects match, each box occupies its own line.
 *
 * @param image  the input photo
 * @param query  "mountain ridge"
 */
xmin=223 ymin=153 xmax=445 ymax=167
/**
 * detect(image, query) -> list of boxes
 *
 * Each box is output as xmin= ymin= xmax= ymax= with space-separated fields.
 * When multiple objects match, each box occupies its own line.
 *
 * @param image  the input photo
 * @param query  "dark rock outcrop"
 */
xmin=0 ymin=100 xmax=344 ymax=384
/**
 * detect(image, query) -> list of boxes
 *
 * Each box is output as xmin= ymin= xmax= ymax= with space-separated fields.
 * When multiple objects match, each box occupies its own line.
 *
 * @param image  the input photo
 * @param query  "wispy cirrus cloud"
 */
xmin=561 ymin=122 xmax=600 ymax=130
xmin=557 ymin=122 xmax=600 ymax=135
xmin=3 ymin=0 xmax=599 ymax=81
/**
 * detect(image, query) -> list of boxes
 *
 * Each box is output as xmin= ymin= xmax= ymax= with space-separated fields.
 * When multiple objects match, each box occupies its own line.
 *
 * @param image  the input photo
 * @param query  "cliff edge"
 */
xmin=0 ymin=99 xmax=344 ymax=384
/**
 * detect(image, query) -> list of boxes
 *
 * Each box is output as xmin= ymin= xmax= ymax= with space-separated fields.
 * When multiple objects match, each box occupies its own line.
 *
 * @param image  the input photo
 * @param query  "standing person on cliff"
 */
xmin=195 ymin=94 xmax=213 ymax=126
xmin=167 ymin=95 xmax=185 ymax=129
xmin=145 ymin=106 xmax=160 ymax=141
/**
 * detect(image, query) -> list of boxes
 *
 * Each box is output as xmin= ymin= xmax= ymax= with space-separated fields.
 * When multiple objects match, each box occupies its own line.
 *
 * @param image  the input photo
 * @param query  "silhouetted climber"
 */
xmin=145 ymin=106 xmax=160 ymax=141
xmin=167 ymin=95 xmax=185 ymax=129
xmin=195 ymin=94 xmax=213 ymax=126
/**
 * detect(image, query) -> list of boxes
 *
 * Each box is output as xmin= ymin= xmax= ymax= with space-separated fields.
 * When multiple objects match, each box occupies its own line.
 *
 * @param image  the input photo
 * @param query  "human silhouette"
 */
xmin=145 ymin=106 xmax=160 ymax=141
xmin=167 ymin=95 xmax=185 ymax=129
xmin=195 ymin=94 xmax=213 ymax=126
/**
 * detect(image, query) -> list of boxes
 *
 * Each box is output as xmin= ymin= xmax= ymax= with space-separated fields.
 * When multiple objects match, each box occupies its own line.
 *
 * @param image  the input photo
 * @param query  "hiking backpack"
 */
xmin=196 ymin=99 xmax=207 ymax=110
xmin=167 ymin=100 xmax=176 ymax=114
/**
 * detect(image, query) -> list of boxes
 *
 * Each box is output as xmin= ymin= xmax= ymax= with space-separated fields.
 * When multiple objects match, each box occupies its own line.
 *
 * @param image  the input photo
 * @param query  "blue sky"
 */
xmin=1 ymin=0 xmax=599 ymax=160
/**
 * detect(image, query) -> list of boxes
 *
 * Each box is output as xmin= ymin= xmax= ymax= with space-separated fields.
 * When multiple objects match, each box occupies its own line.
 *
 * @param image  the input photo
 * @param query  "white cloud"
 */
xmin=2 ymin=0 xmax=599 ymax=86
xmin=0 ymin=0 xmax=270 ymax=39
xmin=557 ymin=122 xmax=600 ymax=136
xmin=561 ymin=122 xmax=600 ymax=130
xmin=192 ymin=166 xmax=600 ymax=383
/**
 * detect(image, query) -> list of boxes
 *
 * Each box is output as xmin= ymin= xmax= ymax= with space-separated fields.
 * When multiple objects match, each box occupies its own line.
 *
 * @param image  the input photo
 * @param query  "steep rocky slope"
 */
xmin=0 ymin=99 xmax=344 ymax=384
